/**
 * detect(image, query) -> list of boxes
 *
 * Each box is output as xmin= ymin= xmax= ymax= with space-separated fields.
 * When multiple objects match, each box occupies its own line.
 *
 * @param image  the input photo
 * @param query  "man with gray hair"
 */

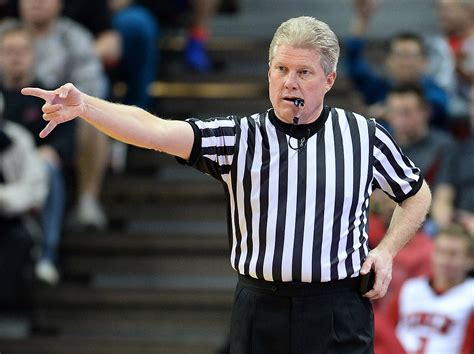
xmin=22 ymin=16 xmax=431 ymax=353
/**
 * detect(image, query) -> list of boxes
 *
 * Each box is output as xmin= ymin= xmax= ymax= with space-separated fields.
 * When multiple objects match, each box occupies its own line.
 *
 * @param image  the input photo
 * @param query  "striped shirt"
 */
xmin=178 ymin=107 xmax=423 ymax=283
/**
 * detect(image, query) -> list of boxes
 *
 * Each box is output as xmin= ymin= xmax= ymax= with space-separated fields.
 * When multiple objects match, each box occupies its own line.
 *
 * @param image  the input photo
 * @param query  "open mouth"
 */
xmin=282 ymin=97 xmax=301 ymax=103
xmin=282 ymin=97 xmax=305 ymax=108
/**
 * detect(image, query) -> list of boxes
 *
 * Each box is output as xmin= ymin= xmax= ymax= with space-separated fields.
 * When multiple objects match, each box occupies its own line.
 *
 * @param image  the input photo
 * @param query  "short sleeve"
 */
xmin=176 ymin=116 xmax=239 ymax=181
xmin=372 ymin=122 xmax=423 ymax=203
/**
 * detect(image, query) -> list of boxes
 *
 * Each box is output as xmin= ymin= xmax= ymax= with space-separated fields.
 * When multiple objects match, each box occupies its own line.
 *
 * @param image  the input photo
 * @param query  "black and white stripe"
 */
xmin=180 ymin=107 xmax=422 ymax=282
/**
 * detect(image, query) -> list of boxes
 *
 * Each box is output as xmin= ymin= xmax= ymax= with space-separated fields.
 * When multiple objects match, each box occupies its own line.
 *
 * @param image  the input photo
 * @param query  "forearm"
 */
xmin=80 ymin=94 xmax=165 ymax=151
xmin=79 ymin=94 xmax=194 ymax=159
xmin=22 ymin=84 xmax=194 ymax=159
xmin=378 ymin=180 xmax=432 ymax=257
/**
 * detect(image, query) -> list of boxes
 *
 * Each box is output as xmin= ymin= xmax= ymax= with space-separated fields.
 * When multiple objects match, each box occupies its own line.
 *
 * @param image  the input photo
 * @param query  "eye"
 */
xmin=276 ymin=65 xmax=286 ymax=73
xmin=299 ymin=69 xmax=311 ymax=76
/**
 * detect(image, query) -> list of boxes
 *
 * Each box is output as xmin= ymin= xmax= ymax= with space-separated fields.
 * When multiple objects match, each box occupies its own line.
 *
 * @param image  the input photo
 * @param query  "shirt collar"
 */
xmin=268 ymin=106 xmax=330 ymax=139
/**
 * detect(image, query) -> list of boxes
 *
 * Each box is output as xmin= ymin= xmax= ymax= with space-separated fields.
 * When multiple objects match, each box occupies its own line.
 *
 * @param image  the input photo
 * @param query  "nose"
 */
xmin=284 ymin=72 xmax=299 ymax=90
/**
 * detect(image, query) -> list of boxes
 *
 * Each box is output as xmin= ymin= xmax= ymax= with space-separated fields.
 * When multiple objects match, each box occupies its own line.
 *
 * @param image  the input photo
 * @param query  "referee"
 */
xmin=23 ymin=16 xmax=431 ymax=354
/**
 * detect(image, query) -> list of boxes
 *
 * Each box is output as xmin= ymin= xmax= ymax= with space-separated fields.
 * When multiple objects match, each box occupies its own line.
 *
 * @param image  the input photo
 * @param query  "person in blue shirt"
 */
xmin=345 ymin=0 xmax=449 ymax=129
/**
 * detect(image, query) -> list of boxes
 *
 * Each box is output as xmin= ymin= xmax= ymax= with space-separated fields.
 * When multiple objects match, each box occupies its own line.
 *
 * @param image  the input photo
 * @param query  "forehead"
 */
xmin=390 ymin=39 xmax=423 ymax=53
xmin=387 ymin=92 xmax=421 ymax=106
xmin=437 ymin=0 xmax=465 ymax=12
xmin=272 ymin=44 xmax=321 ymax=66
xmin=21 ymin=0 xmax=60 ymax=6
xmin=435 ymin=235 xmax=468 ymax=251
xmin=20 ymin=0 xmax=61 ymax=12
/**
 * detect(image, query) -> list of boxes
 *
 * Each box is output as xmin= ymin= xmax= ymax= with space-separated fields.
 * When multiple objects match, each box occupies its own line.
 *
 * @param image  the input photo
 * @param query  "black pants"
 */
xmin=0 ymin=219 xmax=33 ymax=305
xmin=230 ymin=275 xmax=374 ymax=354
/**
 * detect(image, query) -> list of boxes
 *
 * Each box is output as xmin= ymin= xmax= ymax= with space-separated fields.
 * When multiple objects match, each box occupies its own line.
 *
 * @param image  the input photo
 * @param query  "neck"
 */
xmin=277 ymin=105 xmax=324 ymax=125
xmin=449 ymin=26 xmax=470 ymax=39
xmin=432 ymin=276 xmax=465 ymax=293
xmin=26 ymin=20 xmax=55 ymax=37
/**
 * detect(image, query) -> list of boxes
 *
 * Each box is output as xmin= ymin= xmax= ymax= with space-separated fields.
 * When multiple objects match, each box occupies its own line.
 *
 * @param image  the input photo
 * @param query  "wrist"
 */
xmin=80 ymin=93 xmax=93 ymax=118
xmin=373 ymin=241 xmax=397 ymax=259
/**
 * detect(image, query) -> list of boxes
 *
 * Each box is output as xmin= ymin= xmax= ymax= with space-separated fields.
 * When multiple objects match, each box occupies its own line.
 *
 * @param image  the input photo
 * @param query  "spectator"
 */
xmin=346 ymin=0 xmax=449 ymax=128
xmin=138 ymin=0 xmax=220 ymax=72
xmin=385 ymin=84 xmax=455 ymax=188
xmin=367 ymin=190 xmax=433 ymax=354
xmin=62 ymin=0 xmax=122 ymax=73
xmin=184 ymin=0 xmax=219 ymax=72
xmin=0 ymin=0 xmax=110 ymax=230
xmin=65 ymin=0 xmax=159 ymax=173
xmin=108 ymin=0 xmax=159 ymax=109
xmin=388 ymin=224 xmax=474 ymax=354
xmin=429 ymin=0 xmax=474 ymax=123
xmin=432 ymin=117 xmax=474 ymax=234
xmin=63 ymin=0 xmax=158 ymax=173
xmin=0 ymin=26 xmax=75 ymax=284
xmin=0 ymin=91 xmax=48 ymax=305
xmin=4 ymin=0 xmax=123 ymax=70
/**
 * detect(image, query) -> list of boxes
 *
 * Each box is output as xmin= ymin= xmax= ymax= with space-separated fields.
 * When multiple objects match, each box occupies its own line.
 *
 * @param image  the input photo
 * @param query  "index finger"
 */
xmin=21 ymin=87 xmax=55 ymax=102
xmin=39 ymin=121 xmax=58 ymax=138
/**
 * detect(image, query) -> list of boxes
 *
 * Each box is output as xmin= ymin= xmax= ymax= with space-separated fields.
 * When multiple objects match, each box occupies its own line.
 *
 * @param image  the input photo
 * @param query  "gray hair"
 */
xmin=269 ymin=16 xmax=340 ymax=75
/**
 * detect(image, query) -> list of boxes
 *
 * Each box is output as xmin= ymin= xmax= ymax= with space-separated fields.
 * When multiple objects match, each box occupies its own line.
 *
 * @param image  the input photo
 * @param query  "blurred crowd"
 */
xmin=0 ymin=0 xmax=224 ymax=285
xmin=0 ymin=0 xmax=225 ymax=335
xmin=0 ymin=0 xmax=472 ymax=352
xmin=345 ymin=1 xmax=474 ymax=353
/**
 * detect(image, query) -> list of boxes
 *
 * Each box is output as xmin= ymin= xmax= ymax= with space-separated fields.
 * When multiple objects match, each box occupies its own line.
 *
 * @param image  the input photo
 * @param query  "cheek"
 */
xmin=269 ymin=75 xmax=283 ymax=88
xmin=268 ymin=84 xmax=279 ymax=106
xmin=269 ymin=80 xmax=284 ymax=95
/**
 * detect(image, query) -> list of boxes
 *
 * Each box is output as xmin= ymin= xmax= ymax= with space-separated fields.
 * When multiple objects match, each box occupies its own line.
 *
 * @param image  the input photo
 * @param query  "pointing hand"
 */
xmin=21 ymin=83 xmax=85 ymax=138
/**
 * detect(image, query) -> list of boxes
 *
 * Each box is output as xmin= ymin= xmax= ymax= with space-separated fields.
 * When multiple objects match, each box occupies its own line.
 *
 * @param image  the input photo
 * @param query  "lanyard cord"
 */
xmin=288 ymin=117 xmax=310 ymax=151
xmin=288 ymin=98 xmax=307 ymax=151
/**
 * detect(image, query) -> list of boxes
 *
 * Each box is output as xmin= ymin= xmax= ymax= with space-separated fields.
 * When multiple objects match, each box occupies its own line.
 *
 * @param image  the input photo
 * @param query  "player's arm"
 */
xmin=22 ymin=83 xmax=194 ymax=160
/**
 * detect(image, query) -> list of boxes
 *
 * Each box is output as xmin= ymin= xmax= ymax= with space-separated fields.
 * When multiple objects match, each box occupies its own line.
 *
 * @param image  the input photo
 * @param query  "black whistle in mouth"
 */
xmin=293 ymin=98 xmax=304 ymax=107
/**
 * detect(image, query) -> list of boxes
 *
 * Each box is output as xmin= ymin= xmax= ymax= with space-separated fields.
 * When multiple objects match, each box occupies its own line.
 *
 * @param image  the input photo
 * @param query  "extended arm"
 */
xmin=361 ymin=180 xmax=432 ymax=299
xmin=22 ymin=83 xmax=194 ymax=160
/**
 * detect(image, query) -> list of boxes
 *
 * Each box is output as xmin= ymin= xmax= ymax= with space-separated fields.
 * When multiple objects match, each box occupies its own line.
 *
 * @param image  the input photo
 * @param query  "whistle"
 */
xmin=293 ymin=98 xmax=304 ymax=107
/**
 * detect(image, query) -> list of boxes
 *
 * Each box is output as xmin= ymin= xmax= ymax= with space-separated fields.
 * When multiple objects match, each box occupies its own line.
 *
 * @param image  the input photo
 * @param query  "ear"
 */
xmin=325 ymin=71 xmax=337 ymax=93
xmin=268 ymin=62 xmax=271 ymax=82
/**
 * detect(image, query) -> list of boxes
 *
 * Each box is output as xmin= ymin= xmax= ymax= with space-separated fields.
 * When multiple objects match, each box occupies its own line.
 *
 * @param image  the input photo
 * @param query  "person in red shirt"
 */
xmin=388 ymin=224 xmax=474 ymax=354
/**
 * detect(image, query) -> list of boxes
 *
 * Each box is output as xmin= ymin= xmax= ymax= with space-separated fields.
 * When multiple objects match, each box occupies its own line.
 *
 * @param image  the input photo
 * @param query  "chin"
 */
xmin=275 ymin=108 xmax=293 ymax=123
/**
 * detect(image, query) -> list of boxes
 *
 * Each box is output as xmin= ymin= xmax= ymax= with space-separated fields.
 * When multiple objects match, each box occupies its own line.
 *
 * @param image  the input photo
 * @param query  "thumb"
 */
xmin=39 ymin=121 xmax=58 ymax=138
xmin=54 ymin=82 xmax=75 ymax=99
xmin=360 ymin=257 xmax=374 ymax=275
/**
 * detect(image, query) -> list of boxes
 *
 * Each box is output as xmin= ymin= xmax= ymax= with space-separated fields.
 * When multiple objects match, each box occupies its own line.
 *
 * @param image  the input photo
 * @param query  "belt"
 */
xmin=238 ymin=274 xmax=360 ymax=297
